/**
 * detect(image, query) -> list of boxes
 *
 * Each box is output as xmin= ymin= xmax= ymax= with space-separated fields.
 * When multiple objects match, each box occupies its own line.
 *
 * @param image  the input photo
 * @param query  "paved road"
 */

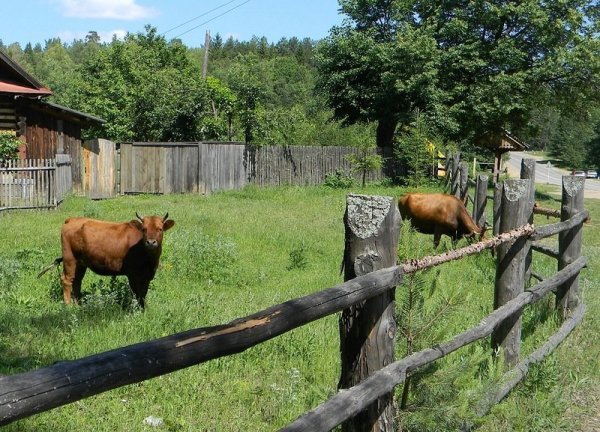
xmin=506 ymin=151 xmax=600 ymax=198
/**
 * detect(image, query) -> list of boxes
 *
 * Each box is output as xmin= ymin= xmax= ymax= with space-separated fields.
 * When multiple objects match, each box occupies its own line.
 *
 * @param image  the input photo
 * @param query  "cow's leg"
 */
xmin=127 ymin=275 xmax=150 ymax=310
xmin=433 ymin=225 xmax=442 ymax=248
xmin=60 ymin=257 xmax=76 ymax=305
xmin=72 ymin=266 xmax=87 ymax=304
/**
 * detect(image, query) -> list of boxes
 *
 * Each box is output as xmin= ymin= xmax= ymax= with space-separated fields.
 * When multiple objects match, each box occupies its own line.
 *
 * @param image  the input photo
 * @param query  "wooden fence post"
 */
xmin=557 ymin=176 xmax=585 ymax=319
xmin=339 ymin=194 xmax=400 ymax=432
xmin=492 ymin=182 xmax=503 ymax=237
xmin=450 ymin=153 xmax=461 ymax=198
xmin=473 ymin=174 xmax=488 ymax=229
xmin=520 ymin=158 xmax=536 ymax=283
xmin=459 ymin=161 xmax=469 ymax=203
xmin=492 ymin=179 xmax=531 ymax=367
xmin=444 ymin=151 xmax=453 ymax=191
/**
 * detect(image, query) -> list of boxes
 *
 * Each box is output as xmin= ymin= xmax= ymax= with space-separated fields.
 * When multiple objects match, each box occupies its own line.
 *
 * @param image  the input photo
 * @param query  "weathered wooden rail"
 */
xmin=0 ymin=161 xmax=588 ymax=431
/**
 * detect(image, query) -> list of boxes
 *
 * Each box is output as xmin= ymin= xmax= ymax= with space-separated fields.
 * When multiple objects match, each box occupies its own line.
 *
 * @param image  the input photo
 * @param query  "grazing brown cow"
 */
xmin=39 ymin=213 xmax=175 ymax=308
xmin=398 ymin=193 xmax=485 ymax=248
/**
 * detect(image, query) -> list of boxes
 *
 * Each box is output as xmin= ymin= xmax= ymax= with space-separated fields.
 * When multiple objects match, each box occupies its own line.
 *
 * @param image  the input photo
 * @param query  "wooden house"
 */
xmin=0 ymin=50 xmax=104 ymax=190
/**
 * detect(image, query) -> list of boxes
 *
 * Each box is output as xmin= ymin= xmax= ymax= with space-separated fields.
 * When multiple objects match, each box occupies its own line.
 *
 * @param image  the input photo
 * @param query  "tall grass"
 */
xmin=0 ymin=183 xmax=597 ymax=431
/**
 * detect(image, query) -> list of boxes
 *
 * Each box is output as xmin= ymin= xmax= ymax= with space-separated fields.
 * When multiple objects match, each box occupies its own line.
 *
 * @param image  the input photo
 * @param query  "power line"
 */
xmin=172 ymin=0 xmax=252 ymax=40
xmin=162 ymin=0 xmax=242 ymax=35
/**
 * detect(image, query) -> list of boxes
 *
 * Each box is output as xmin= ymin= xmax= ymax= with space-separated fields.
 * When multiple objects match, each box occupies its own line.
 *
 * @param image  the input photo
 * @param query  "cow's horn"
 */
xmin=163 ymin=213 xmax=169 ymax=221
xmin=136 ymin=212 xmax=143 ymax=221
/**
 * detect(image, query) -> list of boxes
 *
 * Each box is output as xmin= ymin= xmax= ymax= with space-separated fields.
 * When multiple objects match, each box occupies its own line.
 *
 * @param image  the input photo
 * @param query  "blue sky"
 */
xmin=1 ymin=0 xmax=345 ymax=48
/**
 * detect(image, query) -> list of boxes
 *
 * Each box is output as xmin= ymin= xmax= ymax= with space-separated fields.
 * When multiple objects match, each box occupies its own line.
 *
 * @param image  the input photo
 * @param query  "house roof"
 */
xmin=0 ymin=49 xmax=104 ymax=125
xmin=0 ymin=50 xmax=52 ymax=96
xmin=477 ymin=128 xmax=529 ymax=153
xmin=40 ymin=100 xmax=105 ymax=125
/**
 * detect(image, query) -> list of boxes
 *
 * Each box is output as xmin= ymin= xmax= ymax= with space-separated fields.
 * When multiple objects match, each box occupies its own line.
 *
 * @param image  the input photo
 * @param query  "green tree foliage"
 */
xmin=345 ymin=139 xmax=383 ymax=186
xmin=73 ymin=26 xmax=211 ymax=142
xmin=395 ymin=111 xmax=440 ymax=186
xmin=317 ymin=0 xmax=600 ymax=149
xmin=0 ymin=131 xmax=20 ymax=166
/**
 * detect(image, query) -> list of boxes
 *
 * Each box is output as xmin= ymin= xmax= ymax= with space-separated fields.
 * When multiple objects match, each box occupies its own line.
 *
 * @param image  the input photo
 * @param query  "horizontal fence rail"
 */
xmin=530 ymin=210 xmax=589 ymax=241
xmin=0 ymin=266 xmax=403 ymax=425
xmin=282 ymin=257 xmax=587 ymax=432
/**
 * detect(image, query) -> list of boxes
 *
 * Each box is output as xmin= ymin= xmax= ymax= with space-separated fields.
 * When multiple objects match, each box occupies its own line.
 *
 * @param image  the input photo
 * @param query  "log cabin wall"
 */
xmin=12 ymin=101 xmax=83 ymax=190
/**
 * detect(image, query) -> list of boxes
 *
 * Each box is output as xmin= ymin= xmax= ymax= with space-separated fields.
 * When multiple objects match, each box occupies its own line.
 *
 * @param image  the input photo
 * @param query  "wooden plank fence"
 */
xmin=0 ymin=161 xmax=588 ymax=431
xmin=118 ymin=142 xmax=386 ymax=195
xmin=0 ymin=155 xmax=71 ymax=211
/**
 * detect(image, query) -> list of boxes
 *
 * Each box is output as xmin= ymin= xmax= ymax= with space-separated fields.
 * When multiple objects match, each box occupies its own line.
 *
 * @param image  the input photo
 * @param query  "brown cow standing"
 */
xmin=39 ymin=213 xmax=175 ymax=308
xmin=398 ymin=193 xmax=484 ymax=248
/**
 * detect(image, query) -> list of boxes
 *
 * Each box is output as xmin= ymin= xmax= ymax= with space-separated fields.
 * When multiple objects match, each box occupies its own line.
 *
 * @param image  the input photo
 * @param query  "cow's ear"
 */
xmin=130 ymin=220 xmax=143 ymax=230
xmin=163 ymin=220 xmax=175 ymax=231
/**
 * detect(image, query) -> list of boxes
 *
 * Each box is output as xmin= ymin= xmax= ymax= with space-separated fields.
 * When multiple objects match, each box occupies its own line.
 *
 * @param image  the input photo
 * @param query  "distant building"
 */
xmin=0 ymin=49 xmax=104 ymax=190
xmin=477 ymin=128 xmax=529 ymax=183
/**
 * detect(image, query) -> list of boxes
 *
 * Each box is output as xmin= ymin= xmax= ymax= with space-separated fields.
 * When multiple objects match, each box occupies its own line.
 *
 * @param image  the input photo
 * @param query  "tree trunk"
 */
xmin=376 ymin=117 xmax=398 ymax=148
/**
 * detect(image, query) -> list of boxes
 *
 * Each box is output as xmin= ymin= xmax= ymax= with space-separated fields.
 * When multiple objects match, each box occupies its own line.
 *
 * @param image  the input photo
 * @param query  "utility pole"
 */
xmin=202 ymin=30 xmax=210 ymax=79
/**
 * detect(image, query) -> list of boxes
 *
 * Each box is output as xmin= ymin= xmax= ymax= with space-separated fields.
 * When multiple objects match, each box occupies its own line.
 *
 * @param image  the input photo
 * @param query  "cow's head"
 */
xmin=132 ymin=213 xmax=175 ymax=250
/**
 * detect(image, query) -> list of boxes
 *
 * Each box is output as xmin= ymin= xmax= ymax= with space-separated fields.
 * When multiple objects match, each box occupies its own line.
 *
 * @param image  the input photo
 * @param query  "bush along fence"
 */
xmin=0 ymin=160 xmax=587 ymax=431
xmin=0 ymin=154 xmax=72 ymax=212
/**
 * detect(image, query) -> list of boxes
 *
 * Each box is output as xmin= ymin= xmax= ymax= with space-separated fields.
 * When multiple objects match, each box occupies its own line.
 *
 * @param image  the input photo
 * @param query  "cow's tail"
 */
xmin=37 ymin=258 xmax=63 ymax=278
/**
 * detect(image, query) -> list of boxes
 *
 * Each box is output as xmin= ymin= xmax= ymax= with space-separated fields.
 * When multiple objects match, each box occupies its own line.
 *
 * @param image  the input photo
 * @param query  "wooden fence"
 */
xmin=0 ymin=154 xmax=72 ymax=211
xmin=118 ymin=142 xmax=386 ymax=195
xmin=0 ymin=161 xmax=587 ymax=431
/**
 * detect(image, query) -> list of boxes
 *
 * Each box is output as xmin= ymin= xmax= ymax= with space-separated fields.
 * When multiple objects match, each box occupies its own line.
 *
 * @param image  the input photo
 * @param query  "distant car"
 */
xmin=586 ymin=170 xmax=598 ymax=179
xmin=574 ymin=171 xmax=586 ymax=177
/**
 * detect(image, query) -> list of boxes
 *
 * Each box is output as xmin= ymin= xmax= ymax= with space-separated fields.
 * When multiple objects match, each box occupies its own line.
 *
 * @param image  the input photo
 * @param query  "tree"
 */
xmin=395 ymin=110 xmax=440 ymax=186
xmin=346 ymin=139 xmax=383 ymax=186
xmin=317 ymin=1 xmax=600 ymax=148
xmin=72 ymin=26 xmax=211 ymax=142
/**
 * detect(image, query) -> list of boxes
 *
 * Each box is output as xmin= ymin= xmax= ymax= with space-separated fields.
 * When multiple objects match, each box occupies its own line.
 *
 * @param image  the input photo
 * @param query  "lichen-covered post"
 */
xmin=492 ymin=179 xmax=531 ymax=367
xmin=557 ymin=176 xmax=585 ymax=319
xmin=520 ymin=158 xmax=536 ymax=283
xmin=339 ymin=194 xmax=401 ymax=432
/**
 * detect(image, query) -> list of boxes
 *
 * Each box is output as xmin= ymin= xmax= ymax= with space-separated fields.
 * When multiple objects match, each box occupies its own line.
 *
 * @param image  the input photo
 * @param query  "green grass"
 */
xmin=0 ymin=182 xmax=598 ymax=431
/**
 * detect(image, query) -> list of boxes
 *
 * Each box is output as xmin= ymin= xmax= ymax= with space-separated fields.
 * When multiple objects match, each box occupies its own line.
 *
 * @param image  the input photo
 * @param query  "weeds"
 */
xmin=287 ymin=242 xmax=308 ymax=270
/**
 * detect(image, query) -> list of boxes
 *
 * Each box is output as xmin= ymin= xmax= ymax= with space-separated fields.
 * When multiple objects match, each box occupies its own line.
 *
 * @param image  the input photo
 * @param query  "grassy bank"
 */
xmin=0 ymin=183 xmax=597 ymax=431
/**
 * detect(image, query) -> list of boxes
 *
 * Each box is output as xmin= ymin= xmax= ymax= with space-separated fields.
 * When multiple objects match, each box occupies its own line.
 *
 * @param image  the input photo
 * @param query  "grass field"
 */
xmin=0 ymin=182 xmax=598 ymax=431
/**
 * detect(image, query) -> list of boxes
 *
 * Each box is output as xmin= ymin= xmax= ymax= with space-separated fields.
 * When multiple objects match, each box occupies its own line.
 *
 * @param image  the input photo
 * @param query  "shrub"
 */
xmin=324 ymin=169 xmax=354 ymax=188
xmin=287 ymin=243 xmax=308 ymax=270
xmin=0 ymin=131 xmax=20 ymax=166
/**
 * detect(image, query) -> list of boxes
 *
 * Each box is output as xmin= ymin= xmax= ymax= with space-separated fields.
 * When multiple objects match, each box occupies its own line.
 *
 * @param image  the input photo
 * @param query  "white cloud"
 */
xmin=57 ymin=29 xmax=127 ymax=43
xmin=59 ymin=0 xmax=158 ymax=20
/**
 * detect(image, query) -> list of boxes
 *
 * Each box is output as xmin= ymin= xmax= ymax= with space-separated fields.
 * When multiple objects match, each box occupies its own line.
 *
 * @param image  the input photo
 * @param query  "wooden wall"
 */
xmin=119 ymin=142 xmax=386 ymax=195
